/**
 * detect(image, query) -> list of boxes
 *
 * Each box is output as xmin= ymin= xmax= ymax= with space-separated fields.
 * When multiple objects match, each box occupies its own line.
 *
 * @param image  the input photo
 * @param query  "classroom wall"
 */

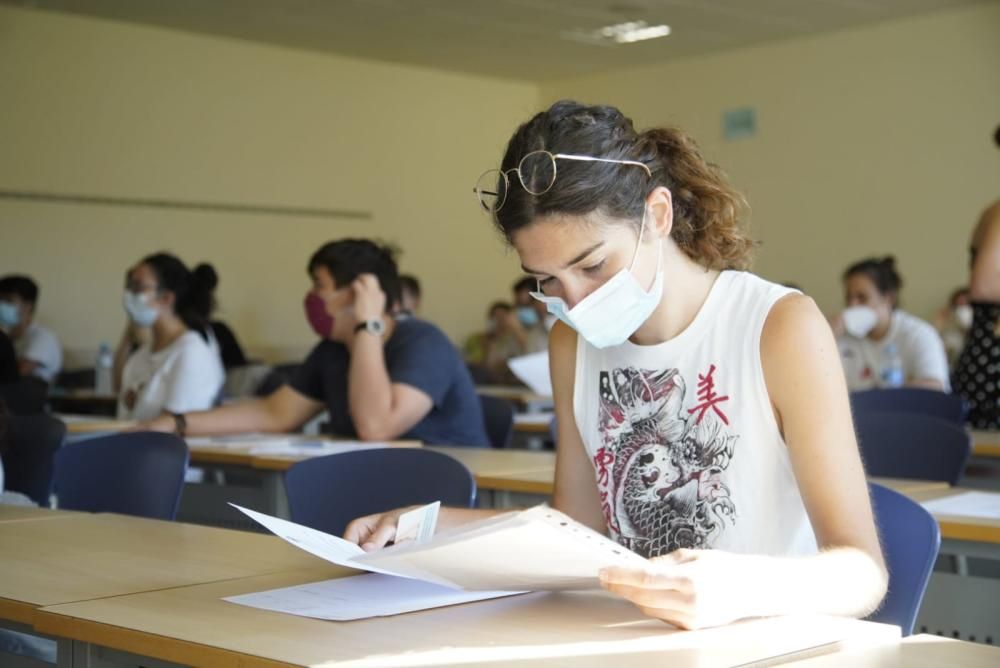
xmin=0 ymin=5 xmax=539 ymax=366
xmin=543 ymin=2 xmax=1000 ymax=321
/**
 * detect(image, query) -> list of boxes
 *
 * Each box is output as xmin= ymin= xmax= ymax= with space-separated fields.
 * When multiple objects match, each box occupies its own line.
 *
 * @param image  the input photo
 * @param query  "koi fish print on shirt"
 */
xmin=592 ymin=365 xmax=737 ymax=557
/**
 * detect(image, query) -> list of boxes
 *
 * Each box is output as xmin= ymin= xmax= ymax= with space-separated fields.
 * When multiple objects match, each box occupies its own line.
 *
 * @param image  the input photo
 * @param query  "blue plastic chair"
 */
xmin=2 ymin=414 xmax=65 ymax=505
xmin=285 ymin=449 xmax=476 ymax=536
xmin=866 ymin=483 xmax=941 ymax=636
xmin=851 ymin=388 xmax=968 ymax=425
xmin=479 ymin=395 xmax=513 ymax=449
xmin=53 ymin=432 xmax=189 ymax=519
xmin=854 ymin=411 xmax=971 ymax=486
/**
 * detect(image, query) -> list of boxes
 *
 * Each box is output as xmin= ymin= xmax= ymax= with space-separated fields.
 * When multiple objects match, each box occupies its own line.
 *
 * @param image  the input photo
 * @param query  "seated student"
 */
xmin=0 ymin=330 xmax=17 ymax=383
xmin=512 ymin=276 xmax=553 ymax=348
xmin=0 ymin=275 xmax=62 ymax=383
xmin=347 ymin=101 xmax=886 ymax=629
xmin=462 ymin=301 xmax=526 ymax=384
xmin=833 ymin=256 xmax=950 ymax=391
xmin=954 ymin=200 xmax=1000 ymax=428
xmin=933 ymin=286 xmax=972 ymax=368
xmin=138 ymin=239 xmax=489 ymax=447
xmin=397 ymin=274 xmax=421 ymax=318
xmin=114 ymin=253 xmax=225 ymax=421
xmin=197 ymin=263 xmax=249 ymax=369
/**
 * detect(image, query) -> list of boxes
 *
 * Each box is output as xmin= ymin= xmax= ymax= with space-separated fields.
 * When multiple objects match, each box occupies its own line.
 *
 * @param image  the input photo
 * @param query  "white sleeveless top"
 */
xmin=573 ymin=271 xmax=817 ymax=558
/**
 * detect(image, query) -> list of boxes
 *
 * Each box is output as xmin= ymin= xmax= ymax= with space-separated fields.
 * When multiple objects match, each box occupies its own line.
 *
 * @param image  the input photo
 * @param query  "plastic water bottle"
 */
xmin=879 ymin=343 xmax=905 ymax=388
xmin=94 ymin=342 xmax=113 ymax=395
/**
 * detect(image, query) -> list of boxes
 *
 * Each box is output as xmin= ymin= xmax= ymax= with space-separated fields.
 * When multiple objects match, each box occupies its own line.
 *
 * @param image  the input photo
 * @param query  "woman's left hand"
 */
xmin=599 ymin=548 xmax=764 ymax=630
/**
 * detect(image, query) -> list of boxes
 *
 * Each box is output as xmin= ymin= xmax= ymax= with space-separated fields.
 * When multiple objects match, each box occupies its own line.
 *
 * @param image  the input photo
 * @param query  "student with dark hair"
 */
xmin=397 ymin=274 xmax=421 ymax=317
xmin=834 ymin=256 xmax=949 ymax=391
xmin=346 ymin=101 xmax=886 ymax=629
xmin=114 ymin=253 xmax=224 ymax=421
xmin=137 ymin=239 xmax=488 ymax=447
xmin=0 ymin=275 xmax=62 ymax=383
xmin=954 ymin=199 xmax=1000 ymax=428
xmin=196 ymin=263 xmax=249 ymax=369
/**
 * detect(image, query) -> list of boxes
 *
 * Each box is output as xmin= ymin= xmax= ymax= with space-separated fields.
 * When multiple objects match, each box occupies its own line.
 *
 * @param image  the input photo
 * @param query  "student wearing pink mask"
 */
xmin=137 ymin=239 xmax=488 ymax=447
xmin=345 ymin=101 xmax=886 ymax=630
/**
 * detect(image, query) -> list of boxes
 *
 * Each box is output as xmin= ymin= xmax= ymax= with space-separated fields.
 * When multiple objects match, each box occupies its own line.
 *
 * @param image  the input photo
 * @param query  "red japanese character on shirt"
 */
xmin=687 ymin=364 xmax=731 ymax=425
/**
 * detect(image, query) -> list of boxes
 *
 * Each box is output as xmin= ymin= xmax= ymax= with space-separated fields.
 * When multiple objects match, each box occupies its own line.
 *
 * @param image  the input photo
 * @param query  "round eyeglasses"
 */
xmin=473 ymin=150 xmax=651 ymax=214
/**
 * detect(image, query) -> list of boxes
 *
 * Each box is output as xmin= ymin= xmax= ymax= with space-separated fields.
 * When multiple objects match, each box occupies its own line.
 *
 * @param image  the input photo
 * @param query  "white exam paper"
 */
xmin=921 ymin=491 xmax=1000 ymax=519
xmin=507 ymin=352 xmax=552 ymax=397
xmin=233 ymin=503 xmax=647 ymax=592
xmin=224 ymin=573 xmax=520 ymax=621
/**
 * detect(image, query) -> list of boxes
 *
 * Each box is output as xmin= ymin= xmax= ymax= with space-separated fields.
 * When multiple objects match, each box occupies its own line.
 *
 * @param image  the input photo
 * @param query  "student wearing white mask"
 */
xmin=345 ymin=101 xmax=886 ymax=630
xmin=933 ymin=287 xmax=972 ymax=368
xmin=834 ymin=256 xmax=949 ymax=392
xmin=0 ymin=275 xmax=63 ymax=384
xmin=114 ymin=253 xmax=224 ymax=421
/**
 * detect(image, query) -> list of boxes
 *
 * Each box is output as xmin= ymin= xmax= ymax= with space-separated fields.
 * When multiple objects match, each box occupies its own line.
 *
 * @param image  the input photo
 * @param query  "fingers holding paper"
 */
xmin=343 ymin=509 xmax=405 ymax=551
xmin=599 ymin=549 xmax=758 ymax=630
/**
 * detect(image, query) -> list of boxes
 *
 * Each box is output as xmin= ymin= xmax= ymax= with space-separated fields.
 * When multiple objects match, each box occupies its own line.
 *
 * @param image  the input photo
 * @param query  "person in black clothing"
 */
xmin=0 ymin=331 xmax=17 ymax=383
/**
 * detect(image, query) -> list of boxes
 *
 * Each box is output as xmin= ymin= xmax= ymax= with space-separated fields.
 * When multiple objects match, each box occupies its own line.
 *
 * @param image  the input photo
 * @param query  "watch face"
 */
xmin=367 ymin=319 xmax=386 ymax=336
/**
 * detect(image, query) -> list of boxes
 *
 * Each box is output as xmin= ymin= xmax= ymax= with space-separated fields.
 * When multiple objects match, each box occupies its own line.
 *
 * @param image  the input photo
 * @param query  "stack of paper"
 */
xmin=233 ymin=504 xmax=647 ymax=591
xmin=920 ymin=491 xmax=1000 ymax=519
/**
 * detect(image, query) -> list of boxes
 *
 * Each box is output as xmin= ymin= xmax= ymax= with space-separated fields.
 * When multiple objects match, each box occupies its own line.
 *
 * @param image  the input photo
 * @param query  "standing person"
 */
xmin=954 ymin=200 xmax=1000 ymax=428
xmin=114 ymin=253 xmax=225 ymax=421
xmin=0 ymin=275 xmax=62 ymax=384
xmin=345 ymin=101 xmax=886 ymax=629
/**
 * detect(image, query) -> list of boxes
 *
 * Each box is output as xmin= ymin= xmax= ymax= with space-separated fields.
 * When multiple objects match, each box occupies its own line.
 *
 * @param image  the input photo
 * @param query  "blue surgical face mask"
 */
xmin=516 ymin=305 xmax=539 ymax=328
xmin=122 ymin=291 xmax=160 ymax=327
xmin=531 ymin=208 xmax=664 ymax=349
xmin=0 ymin=300 xmax=19 ymax=328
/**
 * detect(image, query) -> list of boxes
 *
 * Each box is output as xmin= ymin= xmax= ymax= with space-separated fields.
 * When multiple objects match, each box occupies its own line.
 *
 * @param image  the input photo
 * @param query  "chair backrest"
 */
xmin=53 ymin=432 xmax=189 ymax=519
xmin=851 ymin=388 xmax=967 ymax=425
xmin=866 ymin=483 xmax=941 ymax=636
xmin=0 ymin=377 xmax=49 ymax=415
xmin=285 ymin=449 xmax=476 ymax=536
xmin=854 ymin=411 xmax=971 ymax=486
xmin=479 ymin=395 xmax=514 ymax=449
xmin=2 ymin=413 xmax=66 ymax=505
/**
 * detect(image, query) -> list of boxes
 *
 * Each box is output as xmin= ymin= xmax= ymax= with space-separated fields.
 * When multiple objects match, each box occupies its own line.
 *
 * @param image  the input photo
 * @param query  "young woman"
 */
xmin=345 ymin=101 xmax=886 ymax=629
xmin=834 ymin=257 xmax=950 ymax=391
xmin=114 ymin=253 xmax=225 ymax=421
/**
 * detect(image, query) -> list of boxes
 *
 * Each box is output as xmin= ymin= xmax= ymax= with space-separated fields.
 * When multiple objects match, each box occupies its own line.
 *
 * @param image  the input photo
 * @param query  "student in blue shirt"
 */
xmin=139 ymin=239 xmax=488 ymax=447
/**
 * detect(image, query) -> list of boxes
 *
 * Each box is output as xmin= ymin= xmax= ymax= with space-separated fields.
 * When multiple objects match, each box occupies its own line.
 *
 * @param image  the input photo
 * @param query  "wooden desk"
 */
xmin=48 ymin=390 xmax=118 ymax=416
xmin=34 ymin=568 xmax=899 ymax=668
xmin=57 ymin=413 xmax=134 ymax=435
xmin=870 ymin=478 xmax=950 ymax=495
xmin=0 ymin=513 xmax=326 ymax=626
xmin=0 ymin=505 xmax=82 ymax=523
xmin=513 ymin=412 xmax=554 ymax=435
xmin=787 ymin=634 xmax=1000 ymax=667
xmin=477 ymin=385 xmax=553 ymax=410
xmin=905 ymin=487 xmax=1000 ymax=545
xmin=971 ymin=430 xmax=1000 ymax=458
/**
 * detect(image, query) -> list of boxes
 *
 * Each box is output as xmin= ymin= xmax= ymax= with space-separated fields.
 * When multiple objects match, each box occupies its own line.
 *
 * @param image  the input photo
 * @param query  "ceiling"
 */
xmin=3 ymin=0 xmax=987 ymax=81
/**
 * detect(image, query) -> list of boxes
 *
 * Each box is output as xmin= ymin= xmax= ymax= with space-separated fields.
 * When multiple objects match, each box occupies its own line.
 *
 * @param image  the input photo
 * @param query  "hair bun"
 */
xmin=880 ymin=256 xmax=897 ymax=269
xmin=193 ymin=263 xmax=218 ymax=291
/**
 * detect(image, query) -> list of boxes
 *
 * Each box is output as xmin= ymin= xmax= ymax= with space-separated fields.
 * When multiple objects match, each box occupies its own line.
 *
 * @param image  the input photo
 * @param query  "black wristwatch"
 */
xmin=170 ymin=412 xmax=187 ymax=437
xmin=354 ymin=318 xmax=386 ymax=338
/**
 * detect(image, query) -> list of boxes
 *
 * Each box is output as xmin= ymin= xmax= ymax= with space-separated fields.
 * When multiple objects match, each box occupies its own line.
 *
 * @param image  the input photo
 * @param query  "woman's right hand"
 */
xmin=343 ymin=506 xmax=413 ymax=551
